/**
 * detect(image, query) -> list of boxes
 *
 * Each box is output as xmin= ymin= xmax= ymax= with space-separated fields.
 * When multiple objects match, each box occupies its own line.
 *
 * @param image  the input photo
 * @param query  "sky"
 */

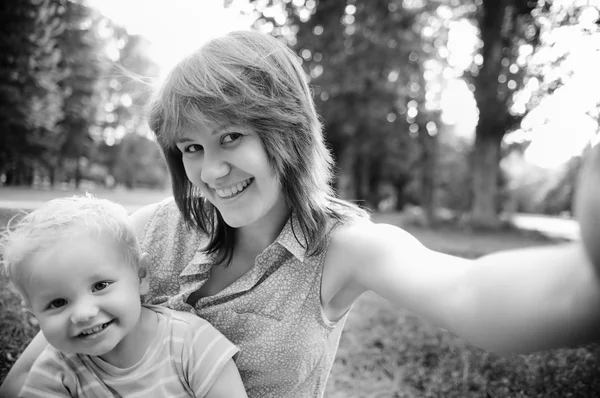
xmin=89 ymin=0 xmax=253 ymax=79
xmin=88 ymin=0 xmax=599 ymax=169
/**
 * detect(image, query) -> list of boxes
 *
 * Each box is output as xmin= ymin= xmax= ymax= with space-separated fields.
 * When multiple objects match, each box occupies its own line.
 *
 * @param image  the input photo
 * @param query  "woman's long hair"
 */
xmin=148 ymin=30 xmax=367 ymax=265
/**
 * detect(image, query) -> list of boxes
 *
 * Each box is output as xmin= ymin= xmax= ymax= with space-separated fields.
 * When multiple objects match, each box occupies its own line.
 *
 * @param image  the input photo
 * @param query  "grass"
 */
xmin=0 ymin=191 xmax=599 ymax=396
xmin=0 ymin=186 xmax=171 ymax=206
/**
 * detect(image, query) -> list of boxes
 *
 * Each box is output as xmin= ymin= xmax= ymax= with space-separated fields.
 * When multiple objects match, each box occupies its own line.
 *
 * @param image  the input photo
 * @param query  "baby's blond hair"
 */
xmin=0 ymin=194 xmax=141 ymax=299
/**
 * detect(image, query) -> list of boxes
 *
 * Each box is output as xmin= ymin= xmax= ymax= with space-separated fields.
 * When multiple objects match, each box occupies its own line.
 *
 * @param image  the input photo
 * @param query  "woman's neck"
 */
xmin=236 ymin=193 xmax=291 ymax=254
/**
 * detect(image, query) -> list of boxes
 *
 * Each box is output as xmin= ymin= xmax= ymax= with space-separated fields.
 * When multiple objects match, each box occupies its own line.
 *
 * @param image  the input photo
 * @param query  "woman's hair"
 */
xmin=148 ymin=30 xmax=367 ymax=265
xmin=0 ymin=194 xmax=142 ymax=298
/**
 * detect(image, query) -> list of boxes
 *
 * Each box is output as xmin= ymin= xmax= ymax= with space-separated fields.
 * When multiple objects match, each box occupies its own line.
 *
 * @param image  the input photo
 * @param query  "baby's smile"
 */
xmin=77 ymin=320 xmax=114 ymax=338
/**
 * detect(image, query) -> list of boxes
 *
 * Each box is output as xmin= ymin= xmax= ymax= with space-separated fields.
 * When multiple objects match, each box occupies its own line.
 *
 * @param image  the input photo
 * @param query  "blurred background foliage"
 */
xmin=1 ymin=0 xmax=599 ymax=228
xmin=0 ymin=0 xmax=165 ymax=191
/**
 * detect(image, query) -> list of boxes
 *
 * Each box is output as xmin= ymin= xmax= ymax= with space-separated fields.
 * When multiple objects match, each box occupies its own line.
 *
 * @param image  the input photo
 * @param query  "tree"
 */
xmin=0 ymin=0 xmax=66 ymax=185
xmin=466 ymin=0 xmax=600 ymax=226
xmin=113 ymin=133 xmax=168 ymax=189
xmin=92 ymin=31 xmax=161 ymax=188
xmin=53 ymin=0 xmax=108 ymax=188
xmin=98 ymin=33 xmax=159 ymax=142
xmin=458 ymin=0 xmax=542 ymax=227
xmin=245 ymin=0 xmax=448 ymax=215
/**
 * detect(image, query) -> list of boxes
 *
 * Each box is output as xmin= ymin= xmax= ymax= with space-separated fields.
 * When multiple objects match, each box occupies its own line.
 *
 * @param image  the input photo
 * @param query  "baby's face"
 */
xmin=23 ymin=235 xmax=147 ymax=358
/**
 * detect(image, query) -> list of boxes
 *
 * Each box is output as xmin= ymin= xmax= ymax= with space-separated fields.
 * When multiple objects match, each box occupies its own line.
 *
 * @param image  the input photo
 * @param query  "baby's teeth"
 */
xmin=82 ymin=323 xmax=106 ymax=335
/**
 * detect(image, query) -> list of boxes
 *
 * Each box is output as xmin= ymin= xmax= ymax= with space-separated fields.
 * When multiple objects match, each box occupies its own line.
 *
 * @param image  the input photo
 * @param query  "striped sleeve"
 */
xmin=18 ymin=348 xmax=77 ymax=398
xmin=181 ymin=317 xmax=240 ymax=397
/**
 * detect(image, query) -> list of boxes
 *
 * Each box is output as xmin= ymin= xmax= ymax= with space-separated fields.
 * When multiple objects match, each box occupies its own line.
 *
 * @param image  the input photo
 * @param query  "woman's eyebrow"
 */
xmin=176 ymin=123 xmax=235 ymax=143
xmin=175 ymin=137 xmax=194 ymax=144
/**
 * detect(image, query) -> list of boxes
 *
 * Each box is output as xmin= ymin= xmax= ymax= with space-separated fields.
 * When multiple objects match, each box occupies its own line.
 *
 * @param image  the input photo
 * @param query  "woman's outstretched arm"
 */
xmin=574 ymin=141 xmax=600 ymax=269
xmin=328 ymin=220 xmax=600 ymax=355
xmin=0 ymin=331 xmax=49 ymax=397
xmin=324 ymin=141 xmax=600 ymax=354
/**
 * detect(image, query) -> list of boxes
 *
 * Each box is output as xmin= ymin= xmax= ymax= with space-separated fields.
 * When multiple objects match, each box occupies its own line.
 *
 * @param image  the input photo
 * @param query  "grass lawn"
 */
xmin=0 ymin=195 xmax=599 ymax=396
xmin=0 ymin=186 xmax=171 ymax=210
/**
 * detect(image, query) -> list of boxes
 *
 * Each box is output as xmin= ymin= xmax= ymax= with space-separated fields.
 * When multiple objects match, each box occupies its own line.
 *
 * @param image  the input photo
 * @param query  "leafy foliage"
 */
xmin=0 ymin=0 xmax=165 ymax=189
xmin=247 ymin=0 xmax=456 ymax=211
xmin=52 ymin=1 xmax=109 ymax=187
xmin=0 ymin=0 xmax=66 ymax=185
xmin=113 ymin=133 xmax=168 ymax=189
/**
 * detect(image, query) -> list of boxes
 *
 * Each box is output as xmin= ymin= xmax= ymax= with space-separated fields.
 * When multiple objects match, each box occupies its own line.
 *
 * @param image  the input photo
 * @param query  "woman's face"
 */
xmin=176 ymin=120 xmax=289 ymax=228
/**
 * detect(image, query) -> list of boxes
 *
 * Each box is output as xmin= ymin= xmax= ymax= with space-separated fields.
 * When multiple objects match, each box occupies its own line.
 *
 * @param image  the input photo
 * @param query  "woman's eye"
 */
xmin=93 ymin=281 xmax=111 ymax=292
xmin=221 ymin=133 xmax=243 ymax=145
xmin=47 ymin=299 xmax=67 ymax=310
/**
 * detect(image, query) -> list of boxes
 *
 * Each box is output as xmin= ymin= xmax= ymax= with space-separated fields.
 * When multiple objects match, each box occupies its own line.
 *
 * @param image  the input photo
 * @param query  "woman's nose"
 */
xmin=200 ymin=151 xmax=231 ymax=184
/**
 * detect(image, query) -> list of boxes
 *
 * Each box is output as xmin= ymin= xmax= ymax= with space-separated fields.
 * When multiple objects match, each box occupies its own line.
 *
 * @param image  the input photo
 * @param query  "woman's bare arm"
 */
xmin=326 ymin=221 xmax=600 ymax=354
xmin=129 ymin=202 xmax=160 ymax=239
xmin=575 ymin=141 xmax=600 ymax=268
xmin=1 ymin=201 xmax=162 ymax=396
xmin=0 ymin=331 xmax=48 ymax=397
xmin=204 ymin=359 xmax=248 ymax=398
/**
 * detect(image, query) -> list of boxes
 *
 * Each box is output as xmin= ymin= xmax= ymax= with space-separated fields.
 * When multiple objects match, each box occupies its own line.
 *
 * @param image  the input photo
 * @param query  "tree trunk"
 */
xmin=419 ymin=126 xmax=438 ymax=225
xmin=336 ymin=144 xmax=357 ymax=200
xmin=4 ymin=169 xmax=15 ymax=186
xmin=470 ymin=131 xmax=503 ymax=228
xmin=74 ymin=157 xmax=81 ymax=189
xmin=353 ymin=150 xmax=371 ymax=207
xmin=469 ymin=0 xmax=511 ymax=228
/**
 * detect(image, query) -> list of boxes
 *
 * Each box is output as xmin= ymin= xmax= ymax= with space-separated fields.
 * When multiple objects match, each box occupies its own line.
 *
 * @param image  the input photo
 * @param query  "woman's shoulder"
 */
xmin=129 ymin=197 xmax=176 ymax=240
xmin=328 ymin=217 xmax=420 ymax=267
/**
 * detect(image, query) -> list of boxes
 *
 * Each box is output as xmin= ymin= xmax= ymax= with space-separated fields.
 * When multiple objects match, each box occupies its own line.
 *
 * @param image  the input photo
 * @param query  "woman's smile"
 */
xmin=212 ymin=178 xmax=254 ymax=200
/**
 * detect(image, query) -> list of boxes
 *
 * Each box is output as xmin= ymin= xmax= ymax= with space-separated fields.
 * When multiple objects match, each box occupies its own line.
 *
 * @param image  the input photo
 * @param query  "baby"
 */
xmin=1 ymin=195 xmax=247 ymax=398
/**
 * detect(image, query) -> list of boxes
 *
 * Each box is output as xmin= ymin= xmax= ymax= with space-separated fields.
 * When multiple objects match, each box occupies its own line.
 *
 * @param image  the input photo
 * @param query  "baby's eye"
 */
xmin=47 ymin=299 xmax=67 ymax=310
xmin=92 ymin=281 xmax=111 ymax=292
xmin=221 ymin=133 xmax=243 ymax=145
xmin=184 ymin=144 xmax=203 ymax=153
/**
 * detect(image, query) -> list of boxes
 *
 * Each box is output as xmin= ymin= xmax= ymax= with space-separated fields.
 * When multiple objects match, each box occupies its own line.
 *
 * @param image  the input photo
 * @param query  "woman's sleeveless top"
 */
xmin=140 ymin=198 xmax=348 ymax=398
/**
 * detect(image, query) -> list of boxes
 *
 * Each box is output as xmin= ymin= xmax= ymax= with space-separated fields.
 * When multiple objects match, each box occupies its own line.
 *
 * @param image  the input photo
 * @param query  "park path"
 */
xmin=511 ymin=213 xmax=579 ymax=240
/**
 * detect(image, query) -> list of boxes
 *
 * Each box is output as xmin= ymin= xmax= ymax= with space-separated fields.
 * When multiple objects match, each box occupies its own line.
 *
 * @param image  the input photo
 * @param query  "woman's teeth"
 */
xmin=215 ymin=179 xmax=252 ymax=199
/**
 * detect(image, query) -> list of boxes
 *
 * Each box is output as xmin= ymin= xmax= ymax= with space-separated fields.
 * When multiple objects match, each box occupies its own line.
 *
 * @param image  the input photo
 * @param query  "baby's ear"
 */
xmin=9 ymin=284 xmax=31 ymax=310
xmin=19 ymin=297 xmax=32 ymax=313
xmin=137 ymin=253 xmax=151 ymax=295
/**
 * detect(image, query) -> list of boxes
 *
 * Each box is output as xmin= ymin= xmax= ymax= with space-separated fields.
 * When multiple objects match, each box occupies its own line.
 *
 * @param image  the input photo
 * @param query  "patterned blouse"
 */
xmin=140 ymin=198 xmax=349 ymax=398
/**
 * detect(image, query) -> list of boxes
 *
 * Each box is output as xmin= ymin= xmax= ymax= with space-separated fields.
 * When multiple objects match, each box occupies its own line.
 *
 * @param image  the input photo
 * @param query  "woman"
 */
xmin=3 ymin=30 xmax=600 ymax=398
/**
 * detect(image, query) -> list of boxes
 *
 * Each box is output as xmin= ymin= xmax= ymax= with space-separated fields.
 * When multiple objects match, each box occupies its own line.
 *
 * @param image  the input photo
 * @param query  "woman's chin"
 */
xmin=220 ymin=213 xmax=253 ymax=229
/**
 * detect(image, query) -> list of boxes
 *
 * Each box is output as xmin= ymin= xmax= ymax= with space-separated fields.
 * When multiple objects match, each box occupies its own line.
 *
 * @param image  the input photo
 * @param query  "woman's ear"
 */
xmin=137 ymin=253 xmax=151 ymax=295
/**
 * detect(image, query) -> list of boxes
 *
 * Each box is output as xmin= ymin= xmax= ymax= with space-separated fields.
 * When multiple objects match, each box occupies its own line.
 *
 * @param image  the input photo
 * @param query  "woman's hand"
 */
xmin=575 ymin=142 xmax=600 ymax=269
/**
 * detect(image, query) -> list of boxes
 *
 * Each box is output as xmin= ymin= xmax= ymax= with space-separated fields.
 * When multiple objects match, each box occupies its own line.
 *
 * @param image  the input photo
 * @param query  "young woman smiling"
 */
xmin=3 ymin=30 xmax=600 ymax=398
